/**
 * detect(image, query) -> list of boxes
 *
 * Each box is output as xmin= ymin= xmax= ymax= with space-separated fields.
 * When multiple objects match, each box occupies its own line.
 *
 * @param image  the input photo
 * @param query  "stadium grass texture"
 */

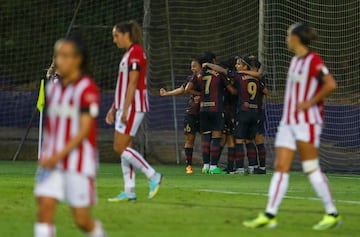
xmin=0 ymin=161 xmax=359 ymax=237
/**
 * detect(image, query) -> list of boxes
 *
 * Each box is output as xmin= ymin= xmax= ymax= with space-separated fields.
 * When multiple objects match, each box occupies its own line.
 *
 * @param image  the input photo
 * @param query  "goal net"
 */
xmin=261 ymin=0 xmax=360 ymax=172
xmin=0 ymin=0 xmax=359 ymax=172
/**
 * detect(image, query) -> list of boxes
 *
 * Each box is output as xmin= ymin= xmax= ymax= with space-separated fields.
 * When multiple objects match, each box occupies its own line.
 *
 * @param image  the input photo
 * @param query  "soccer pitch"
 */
xmin=0 ymin=161 xmax=359 ymax=237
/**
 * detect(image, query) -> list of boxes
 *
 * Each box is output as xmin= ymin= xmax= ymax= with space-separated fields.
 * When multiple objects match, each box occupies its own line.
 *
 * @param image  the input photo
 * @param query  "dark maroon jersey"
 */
xmin=182 ymin=75 xmax=200 ymax=115
xmin=230 ymin=71 xmax=263 ymax=113
xmin=257 ymin=77 xmax=267 ymax=114
xmin=223 ymin=85 xmax=237 ymax=115
xmin=191 ymin=69 xmax=230 ymax=113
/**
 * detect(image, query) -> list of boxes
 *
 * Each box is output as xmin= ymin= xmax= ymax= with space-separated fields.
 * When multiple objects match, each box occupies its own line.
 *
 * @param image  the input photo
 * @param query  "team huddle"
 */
xmin=161 ymin=53 xmax=269 ymax=175
xmin=33 ymin=20 xmax=341 ymax=237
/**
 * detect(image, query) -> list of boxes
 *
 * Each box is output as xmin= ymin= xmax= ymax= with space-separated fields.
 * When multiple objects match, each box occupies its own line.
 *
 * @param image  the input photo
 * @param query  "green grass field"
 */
xmin=0 ymin=161 xmax=359 ymax=237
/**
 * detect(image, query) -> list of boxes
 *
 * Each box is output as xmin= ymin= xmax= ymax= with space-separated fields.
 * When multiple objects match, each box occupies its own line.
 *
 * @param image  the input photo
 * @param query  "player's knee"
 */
xmin=113 ymin=143 xmax=125 ymax=155
xmin=302 ymin=159 xmax=319 ymax=174
xmin=274 ymin=160 xmax=290 ymax=172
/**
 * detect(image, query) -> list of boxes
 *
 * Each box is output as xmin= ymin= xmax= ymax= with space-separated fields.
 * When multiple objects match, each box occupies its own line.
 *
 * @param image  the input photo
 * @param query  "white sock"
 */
xmin=203 ymin=164 xmax=210 ymax=169
xmin=122 ymin=147 xmax=155 ymax=179
xmin=248 ymin=166 xmax=254 ymax=174
xmin=308 ymin=169 xmax=338 ymax=214
xmin=87 ymin=221 xmax=106 ymax=237
xmin=265 ymin=172 xmax=289 ymax=215
xmin=121 ymin=157 xmax=136 ymax=195
xmin=210 ymin=165 xmax=217 ymax=170
xmin=34 ymin=223 xmax=55 ymax=237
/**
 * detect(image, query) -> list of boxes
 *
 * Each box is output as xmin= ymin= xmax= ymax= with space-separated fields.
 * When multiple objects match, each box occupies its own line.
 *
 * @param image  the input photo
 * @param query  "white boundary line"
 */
xmin=198 ymin=189 xmax=360 ymax=205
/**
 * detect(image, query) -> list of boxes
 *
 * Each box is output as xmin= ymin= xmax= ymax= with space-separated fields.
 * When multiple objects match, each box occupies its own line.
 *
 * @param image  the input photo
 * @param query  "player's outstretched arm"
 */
xmin=160 ymin=86 xmax=185 ymax=96
xmin=203 ymin=63 xmax=227 ymax=74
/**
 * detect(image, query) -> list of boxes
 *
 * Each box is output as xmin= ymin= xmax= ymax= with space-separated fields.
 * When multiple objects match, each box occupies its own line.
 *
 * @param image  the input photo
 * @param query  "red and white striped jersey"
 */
xmin=41 ymin=76 xmax=100 ymax=177
xmin=280 ymin=52 xmax=329 ymax=125
xmin=114 ymin=44 xmax=149 ymax=112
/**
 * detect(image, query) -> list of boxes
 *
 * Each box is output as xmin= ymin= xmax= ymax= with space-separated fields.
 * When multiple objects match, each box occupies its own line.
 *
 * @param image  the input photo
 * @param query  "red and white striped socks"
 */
xmin=121 ymin=147 xmax=155 ymax=179
xmin=308 ymin=169 xmax=337 ymax=214
xmin=265 ymin=172 xmax=289 ymax=215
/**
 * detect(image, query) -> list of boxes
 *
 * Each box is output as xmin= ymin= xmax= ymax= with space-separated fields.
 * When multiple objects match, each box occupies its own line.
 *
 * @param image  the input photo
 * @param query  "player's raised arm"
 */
xmin=203 ymin=63 xmax=228 ymax=74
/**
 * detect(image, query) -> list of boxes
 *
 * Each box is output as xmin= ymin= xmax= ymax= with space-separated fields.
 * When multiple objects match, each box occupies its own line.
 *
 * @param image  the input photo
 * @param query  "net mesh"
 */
xmin=262 ymin=0 xmax=360 ymax=172
xmin=0 ymin=0 xmax=359 ymax=172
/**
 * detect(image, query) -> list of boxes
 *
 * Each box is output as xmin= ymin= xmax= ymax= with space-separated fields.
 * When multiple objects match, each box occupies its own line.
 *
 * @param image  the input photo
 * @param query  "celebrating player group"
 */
xmin=34 ymin=18 xmax=340 ymax=237
xmin=161 ymin=52 xmax=269 ymax=175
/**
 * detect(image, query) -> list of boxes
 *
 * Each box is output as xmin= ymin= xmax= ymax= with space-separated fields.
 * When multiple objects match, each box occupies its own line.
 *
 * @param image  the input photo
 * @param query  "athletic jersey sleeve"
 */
xmin=311 ymin=53 xmax=329 ymax=82
xmin=80 ymin=83 xmax=100 ymax=118
xmin=128 ymin=48 xmax=143 ymax=71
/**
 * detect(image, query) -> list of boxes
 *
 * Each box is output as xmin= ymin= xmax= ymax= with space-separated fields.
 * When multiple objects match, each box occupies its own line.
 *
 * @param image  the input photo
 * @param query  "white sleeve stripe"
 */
xmin=132 ymin=62 xmax=137 ymax=70
xmin=321 ymin=66 xmax=329 ymax=75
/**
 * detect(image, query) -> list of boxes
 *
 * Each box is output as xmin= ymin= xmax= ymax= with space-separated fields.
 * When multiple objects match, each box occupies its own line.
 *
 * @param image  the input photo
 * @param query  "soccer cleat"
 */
xmin=243 ymin=213 xmax=278 ymax=229
xmin=230 ymin=168 xmax=245 ymax=175
xmin=202 ymin=168 xmax=210 ymax=174
xmin=254 ymin=168 xmax=267 ymax=174
xmin=209 ymin=167 xmax=227 ymax=174
xmin=148 ymin=172 xmax=163 ymax=199
xmin=107 ymin=192 xmax=137 ymax=202
xmin=313 ymin=214 xmax=342 ymax=230
xmin=186 ymin=165 xmax=194 ymax=174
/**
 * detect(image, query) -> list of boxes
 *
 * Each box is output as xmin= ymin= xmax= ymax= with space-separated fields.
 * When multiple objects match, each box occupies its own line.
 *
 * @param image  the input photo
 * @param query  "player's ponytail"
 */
xmin=115 ymin=20 xmax=143 ymax=45
xmin=289 ymin=22 xmax=317 ymax=46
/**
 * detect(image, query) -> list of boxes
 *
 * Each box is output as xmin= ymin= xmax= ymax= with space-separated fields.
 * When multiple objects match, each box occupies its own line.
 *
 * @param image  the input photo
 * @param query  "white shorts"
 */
xmin=275 ymin=123 xmax=322 ymax=150
xmin=115 ymin=110 xmax=144 ymax=137
xmin=34 ymin=169 xmax=96 ymax=207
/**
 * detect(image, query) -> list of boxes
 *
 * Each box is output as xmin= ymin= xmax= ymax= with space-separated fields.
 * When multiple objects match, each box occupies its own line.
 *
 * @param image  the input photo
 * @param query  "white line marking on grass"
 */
xmin=198 ymin=189 xmax=360 ymax=205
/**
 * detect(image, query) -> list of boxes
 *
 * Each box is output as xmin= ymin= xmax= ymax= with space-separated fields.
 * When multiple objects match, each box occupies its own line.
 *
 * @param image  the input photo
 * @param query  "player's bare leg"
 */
xmin=184 ymin=133 xmax=196 ymax=174
xmin=297 ymin=141 xmax=341 ymax=230
xmin=109 ymin=131 xmax=163 ymax=201
xmin=35 ymin=197 xmax=57 ymax=237
xmin=71 ymin=207 xmax=106 ymax=237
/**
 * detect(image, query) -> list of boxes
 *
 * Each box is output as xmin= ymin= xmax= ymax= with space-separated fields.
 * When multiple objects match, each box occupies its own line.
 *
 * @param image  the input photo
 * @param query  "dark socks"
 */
xmin=256 ymin=143 xmax=266 ymax=168
xmin=235 ymin=143 xmax=245 ymax=168
xmin=227 ymin=147 xmax=235 ymax=171
xmin=210 ymin=137 xmax=221 ymax=166
xmin=184 ymin=147 xmax=193 ymax=166
xmin=246 ymin=143 xmax=257 ymax=167
xmin=201 ymin=134 xmax=211 ymax=165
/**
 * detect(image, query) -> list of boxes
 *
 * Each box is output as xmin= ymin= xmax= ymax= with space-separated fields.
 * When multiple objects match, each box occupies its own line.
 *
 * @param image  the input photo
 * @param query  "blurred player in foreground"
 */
xmin=106 ymin=20 xmax=163 ymax=202
xmin=35 ymin=35 xmax=107 ymax=237
xmin=160 ymin=58 xmax=202 ymax=174
xmin=243 ymin=23 xmax=341 ymax=230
